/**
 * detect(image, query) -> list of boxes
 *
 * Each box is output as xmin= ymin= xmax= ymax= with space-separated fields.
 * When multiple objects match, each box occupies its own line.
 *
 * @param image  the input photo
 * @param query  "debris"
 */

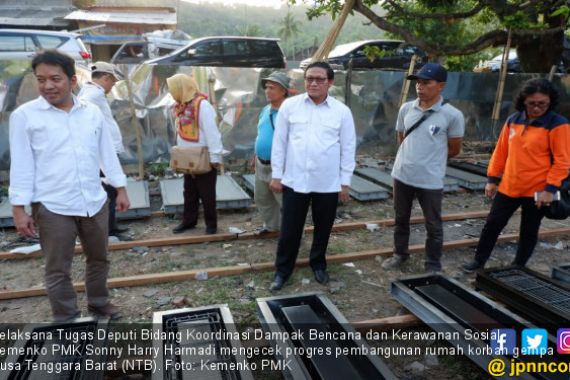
xmin=156 ymin=297 xmax=172 ymax=306
xmin=172 ymin=296 xmax=189 ymax=307
xmin=540 ymin=242 xmax=565 ymax=250
xmin=10 ymin=244 xmax=41 ymax=255
xmin=355 ymin=269 xmax=363 ymax=275
xmin=301 ymin=278 xmax=311 ymax=285
xmin=132 ymin=246 xmax=149 ymax=254
xmin=237 ymin=263 xmax=249 ymax=267
xmin=425 ymin=354 xmax=439 ymax=367
xmin=329 ymin=281 xmax=345 ymax=294
xmin=245 ymin=280 xmax=255 ymax=290
xmin=256 ymin=242 xmax=264 ymax=247
xmin=108 ymin=236 xmax=120 ymax=244
xmin=195 ymin=271 xmax=208 ymax=281
xmin=228 ymin=226 xmax=245 ymax=234
xmin=366 ymin=223 xmax=380 ymax=232
xmin=222 ymin=244 xmax=233 ymax=249
xmin=343 ymin=262 xmax=356 ymax=268
xmin=143 ymin=289 xmax=158 ymax=298
xmin=407 ymin=361 xmax=427 ymax=373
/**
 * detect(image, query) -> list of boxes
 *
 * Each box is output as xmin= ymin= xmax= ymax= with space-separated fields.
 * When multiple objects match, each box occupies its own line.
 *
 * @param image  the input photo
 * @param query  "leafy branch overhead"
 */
xmin=290 ymin=0 xmax=570 ymax=72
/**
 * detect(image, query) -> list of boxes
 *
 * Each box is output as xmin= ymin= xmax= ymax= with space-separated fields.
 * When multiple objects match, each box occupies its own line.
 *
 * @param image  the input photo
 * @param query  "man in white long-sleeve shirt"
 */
xmin=78 ymin=61 xmax=127 ymax=236
xmin=269 ymin=61 xmax=356 ymax=291
xmin=9 ymin=50 xmax=130 ymax=321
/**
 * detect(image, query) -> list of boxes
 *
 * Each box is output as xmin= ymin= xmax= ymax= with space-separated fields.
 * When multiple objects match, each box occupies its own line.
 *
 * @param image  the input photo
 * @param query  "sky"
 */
xmin=182 ymin=0 xmax=288 ymax=9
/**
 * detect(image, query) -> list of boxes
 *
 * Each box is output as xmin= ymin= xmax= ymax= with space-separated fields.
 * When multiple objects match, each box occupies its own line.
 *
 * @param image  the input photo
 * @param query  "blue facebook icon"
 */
xmin=490 ymin=328 xmax=516 ymax=355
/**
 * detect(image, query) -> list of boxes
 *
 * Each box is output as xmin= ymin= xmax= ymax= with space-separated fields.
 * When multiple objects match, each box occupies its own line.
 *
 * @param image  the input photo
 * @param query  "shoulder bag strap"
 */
xmin=402 ymin=100 xmax=448 ymax=140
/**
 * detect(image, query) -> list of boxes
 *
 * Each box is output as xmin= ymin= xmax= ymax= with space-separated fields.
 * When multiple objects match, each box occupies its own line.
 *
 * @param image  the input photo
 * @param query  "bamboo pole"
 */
xmin=123 ymin=66 xmax=145 ymax=178
xmin=491 ymin=29 xmax=512 ymax=139
xmin=548 ymin=64 xmax=557 ymax=81
xmin=311 ymin=0 xmax=356 ymax=61
xmin=398 ymin=54 xmax=418 ymax=110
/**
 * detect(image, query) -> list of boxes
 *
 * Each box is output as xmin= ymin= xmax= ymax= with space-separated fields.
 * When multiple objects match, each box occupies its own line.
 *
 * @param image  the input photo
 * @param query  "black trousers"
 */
xmin=274 ymin=186 xmax=338 ymax=279
xmin=393 ymin=179 xmax=443 ymax=271
xmin=182 ymin=169 xmax=217 ymax=229
xmin=474 ymin=192 xmax=545 ymax=266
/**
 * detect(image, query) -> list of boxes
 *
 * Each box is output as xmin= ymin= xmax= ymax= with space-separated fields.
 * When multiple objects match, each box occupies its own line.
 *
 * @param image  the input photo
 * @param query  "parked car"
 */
xmin=479 ymin=50 xmax=520 ymax=72
xmin=0 ymin=29 xmax=91 ymax=64
xmin=144 ymin=36 xmax=286 ymax=68
xmin=300 ymin=40 xmax=427 ymax=70
xmin=111 ymin=41 xmax=152 ymax=64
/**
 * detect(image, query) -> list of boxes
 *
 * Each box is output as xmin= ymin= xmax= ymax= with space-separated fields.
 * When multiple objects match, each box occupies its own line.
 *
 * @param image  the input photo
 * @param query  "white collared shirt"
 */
xmin=271 ymin=93 xmax=356 ymax=193
xmin=9 ymin=96 xmax=127 ymax=217
xmin=78 ymin=82 xmax=125 ymax=154
xmin=175 ymin=99 xmax=223 ymax=163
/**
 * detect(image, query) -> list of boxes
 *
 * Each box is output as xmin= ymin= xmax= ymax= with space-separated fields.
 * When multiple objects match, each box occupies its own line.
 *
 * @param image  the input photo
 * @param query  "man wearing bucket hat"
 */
xmin=79 ymin=61 xmax=128 ymax=237
xmin=382 ymin=63 xmax=465 ymax=272
xmin=252 ymin=71 xmax=290 ymax=235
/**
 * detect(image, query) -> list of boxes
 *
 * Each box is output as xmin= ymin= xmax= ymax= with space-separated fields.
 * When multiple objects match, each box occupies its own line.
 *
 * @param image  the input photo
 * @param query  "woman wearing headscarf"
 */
xmin=167 ymin=74 xmax=223 ymax=235
xmin=462 ymin=78 xmax=570 ymax=272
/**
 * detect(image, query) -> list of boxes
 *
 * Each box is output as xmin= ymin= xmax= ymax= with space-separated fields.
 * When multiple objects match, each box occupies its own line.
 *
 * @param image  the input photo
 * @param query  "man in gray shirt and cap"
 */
xmin=382 ymin=63 xmax=465 ymax=272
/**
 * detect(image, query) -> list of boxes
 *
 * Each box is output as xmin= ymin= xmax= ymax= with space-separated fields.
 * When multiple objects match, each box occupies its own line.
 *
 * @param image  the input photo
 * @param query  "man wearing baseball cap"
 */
xmin=252 ymin=72 xmax=290 ymax=235
xmin=79 ymin=61 xmax=128 ymax=238
xmin=382 ymin=63 xmax=465 ymax=272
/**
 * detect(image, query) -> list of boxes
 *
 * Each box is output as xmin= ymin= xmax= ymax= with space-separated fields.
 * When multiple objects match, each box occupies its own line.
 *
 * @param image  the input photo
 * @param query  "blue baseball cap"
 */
xmin=407 ymin=63 xmax=447 ymax=82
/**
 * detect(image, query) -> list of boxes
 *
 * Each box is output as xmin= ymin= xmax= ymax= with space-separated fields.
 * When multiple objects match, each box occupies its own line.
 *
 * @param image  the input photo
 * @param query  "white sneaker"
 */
xmin=381 ymin=255 xmax=407 ymax=270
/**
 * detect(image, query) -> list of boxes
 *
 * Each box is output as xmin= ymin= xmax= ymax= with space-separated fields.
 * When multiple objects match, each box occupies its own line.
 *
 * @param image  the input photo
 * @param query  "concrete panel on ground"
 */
xmin=160 ymin=175 xmax=252 ymax=215
xmin=360 ymin=166 xmax=460 ymax=193
xmin=349 ymin=175 xmax=389 ymax=201
xmin=117 ymin=179 xmax=152 ymax=220
xmin=242 ymin=174 xmax=255 ymax=193
xmin=445 ymin=166 xmax=487 ymax=190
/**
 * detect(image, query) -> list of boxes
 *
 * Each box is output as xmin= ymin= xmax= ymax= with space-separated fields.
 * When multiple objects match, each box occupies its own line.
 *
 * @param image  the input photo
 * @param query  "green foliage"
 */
xmin=362 ymin=45 xmax=391 ymax=62
xmin=148 ymin=162 xmax=169 ymax=177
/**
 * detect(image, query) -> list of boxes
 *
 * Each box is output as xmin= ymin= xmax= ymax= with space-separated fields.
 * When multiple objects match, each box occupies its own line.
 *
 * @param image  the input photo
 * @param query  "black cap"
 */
xmin=407 ymin=63 xmax=447 ymax=82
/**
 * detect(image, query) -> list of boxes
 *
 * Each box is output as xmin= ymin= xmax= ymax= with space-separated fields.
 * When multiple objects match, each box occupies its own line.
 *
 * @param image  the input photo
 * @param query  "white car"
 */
xmin=0 ymin=29 xmax=91 ymax=64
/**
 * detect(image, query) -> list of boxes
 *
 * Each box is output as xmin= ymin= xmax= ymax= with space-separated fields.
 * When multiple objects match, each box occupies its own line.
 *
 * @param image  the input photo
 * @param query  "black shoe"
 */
xmin=205 ymin=227 xmax=217 ymax=235
xmin=462 ymin=260 xmax=484 ymax=273
xmin=109 ymin=226 xmax=129 ymax=234
xmin=269 ymin=275 xmax=286 ymax=291
xmin=172 ymin=223 xmax=196 ymax=234
xmin=313 ymin=269 xmax=330 ymax=285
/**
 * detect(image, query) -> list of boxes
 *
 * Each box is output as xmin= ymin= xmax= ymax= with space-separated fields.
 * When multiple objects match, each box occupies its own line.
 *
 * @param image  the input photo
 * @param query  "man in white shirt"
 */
xmin=78 ymin=61 xmax=127 ymax=237
xmin=269 ymin=61 xmax=356 ymax=291
xmin=9 ymin=50 xmax=130 ymax=321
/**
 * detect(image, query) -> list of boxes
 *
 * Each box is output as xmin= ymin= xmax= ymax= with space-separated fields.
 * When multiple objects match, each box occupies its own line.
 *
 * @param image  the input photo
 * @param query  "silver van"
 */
xmin=0 ymin=29 xmax=91 ymax=64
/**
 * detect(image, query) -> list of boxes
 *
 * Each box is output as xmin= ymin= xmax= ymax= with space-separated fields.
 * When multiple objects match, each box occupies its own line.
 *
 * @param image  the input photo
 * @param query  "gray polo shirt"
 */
xmin=391 ymin=97 xmax=465 ymax=189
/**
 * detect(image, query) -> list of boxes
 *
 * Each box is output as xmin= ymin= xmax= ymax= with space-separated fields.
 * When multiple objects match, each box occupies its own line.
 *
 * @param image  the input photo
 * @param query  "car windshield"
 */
xmin=328 ymin=41 xmax=367 ymax=58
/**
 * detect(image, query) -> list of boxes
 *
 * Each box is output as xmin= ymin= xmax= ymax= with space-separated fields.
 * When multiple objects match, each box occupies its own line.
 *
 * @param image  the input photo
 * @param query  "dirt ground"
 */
xmin=1 ymin=154 xmax=569 ymax=379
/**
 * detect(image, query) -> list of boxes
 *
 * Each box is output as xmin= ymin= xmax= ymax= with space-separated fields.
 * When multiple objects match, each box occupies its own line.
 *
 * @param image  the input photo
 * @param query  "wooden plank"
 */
xmin=1 ymin=226 xmax=569 ymax=301
xmin=352 ymin=314 xmax=423 ymax=332
xmin=0 ymin=210 xmax=492 ymax=260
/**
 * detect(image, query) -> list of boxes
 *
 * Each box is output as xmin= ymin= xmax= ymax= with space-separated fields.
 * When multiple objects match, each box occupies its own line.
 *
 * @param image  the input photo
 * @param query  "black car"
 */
xmin=144 ymin=36 xmax=286 ymax=68
xmin=301 ymin=39 xmax=427 ymax=70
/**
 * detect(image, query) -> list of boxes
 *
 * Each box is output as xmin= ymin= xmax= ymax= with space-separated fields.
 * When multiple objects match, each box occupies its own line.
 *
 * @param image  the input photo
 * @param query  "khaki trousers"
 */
xmin=32 ymin=202 xmax=110 ymax=321
xmin=254 ymin=158 xmax=282 ymax=231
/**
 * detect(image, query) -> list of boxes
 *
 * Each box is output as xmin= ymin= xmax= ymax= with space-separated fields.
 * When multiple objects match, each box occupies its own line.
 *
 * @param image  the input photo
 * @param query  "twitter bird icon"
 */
xmin=522 ymin=329 xmax=548 ymax=355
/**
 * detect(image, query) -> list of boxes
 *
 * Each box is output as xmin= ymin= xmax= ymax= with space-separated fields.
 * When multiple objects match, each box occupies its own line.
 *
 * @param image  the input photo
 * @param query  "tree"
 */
xmin=290 ymin=0 xmax=570 ymax=72
xmin=278 ymin=10 xmax=302 ymax=58
xmin=236 ymin=24 xmax=263 ymax=37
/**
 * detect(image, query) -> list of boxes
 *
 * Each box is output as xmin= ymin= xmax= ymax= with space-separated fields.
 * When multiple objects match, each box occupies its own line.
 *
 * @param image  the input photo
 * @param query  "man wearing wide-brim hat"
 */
xmin=252 ymin=71 xmax=291 ymax=235
xmin=79 ymin=61 xmax=128 ymax=237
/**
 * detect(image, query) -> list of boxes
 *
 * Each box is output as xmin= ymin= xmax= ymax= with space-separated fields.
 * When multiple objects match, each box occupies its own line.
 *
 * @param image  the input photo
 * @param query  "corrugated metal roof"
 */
xmin=65 ymin=9 xmax=176 ymax=25
xmin=0 ymin=0 xmax=73 ymax=27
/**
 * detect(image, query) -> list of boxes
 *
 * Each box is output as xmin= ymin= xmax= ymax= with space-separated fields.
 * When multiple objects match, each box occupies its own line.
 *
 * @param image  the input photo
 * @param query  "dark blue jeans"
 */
xmin=274 ymin=186 xmax=338 ymax=279
xmin=474 ymin=192 xmax=544 ymax=266
xmin=393 ymin=178 xmax=443 ymax=271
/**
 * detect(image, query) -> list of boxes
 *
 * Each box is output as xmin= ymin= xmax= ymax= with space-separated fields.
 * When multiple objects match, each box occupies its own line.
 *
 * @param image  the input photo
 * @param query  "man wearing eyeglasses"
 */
xmin=79 ymin=62 xmax=128 ymax=238
xmin=382 ymin=63 xmax=465 ymax=273
xmin=268 ymin=61 xmax=356 ymax=291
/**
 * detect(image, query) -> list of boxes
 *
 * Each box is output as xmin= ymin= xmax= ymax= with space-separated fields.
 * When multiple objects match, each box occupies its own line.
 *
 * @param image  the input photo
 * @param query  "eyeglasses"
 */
xmin=304 ymin=76 xmax=328 ymax=84
xmin=524 ymin=101 xmax=550 ymax=109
